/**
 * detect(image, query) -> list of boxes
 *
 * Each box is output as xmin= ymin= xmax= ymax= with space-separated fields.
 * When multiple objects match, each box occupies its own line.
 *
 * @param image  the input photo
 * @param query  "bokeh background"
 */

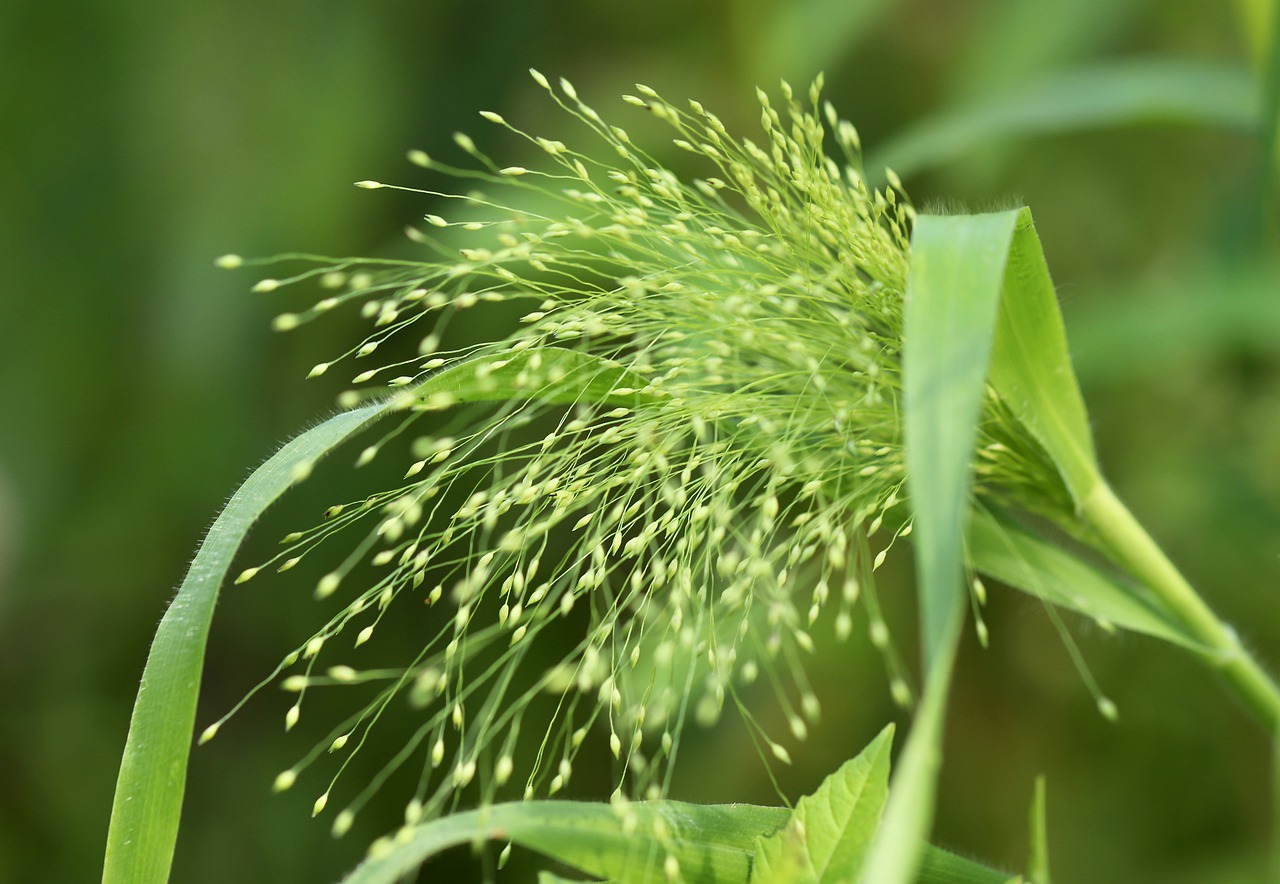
xmin=3 ymin=1 xmax=1279 ymax=881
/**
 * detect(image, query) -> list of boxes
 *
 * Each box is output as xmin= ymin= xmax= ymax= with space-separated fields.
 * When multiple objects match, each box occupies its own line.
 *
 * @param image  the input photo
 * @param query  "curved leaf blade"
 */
xmin=342 ymin=800 xmax=788 ymax=884
xmin=339 ymin=796 xmax=1013 ymax=884
xmin=103 ymin=348 xmax=643 ymax=883
xmin=103 ymin=401 xmax=387 ymax=884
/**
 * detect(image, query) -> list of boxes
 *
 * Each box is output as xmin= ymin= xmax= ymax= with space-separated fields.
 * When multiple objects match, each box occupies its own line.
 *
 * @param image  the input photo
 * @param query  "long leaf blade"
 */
xmin=103 ymin=401 xmax=387 ymax=884
xmin=966 ymin=507 xmax=1199 ymax=649
xmin=861 ymin=210 xmax=1019 ymax=884
xmin=339 ymin=797 xmax=1014 ymax=884
xmin=905 ymin=211 xmax=1019 ymax=669
xmin=103 ymin=348 xmax=642 ymax=883
xmin=342 ymin=800 xmax=788 ymax=884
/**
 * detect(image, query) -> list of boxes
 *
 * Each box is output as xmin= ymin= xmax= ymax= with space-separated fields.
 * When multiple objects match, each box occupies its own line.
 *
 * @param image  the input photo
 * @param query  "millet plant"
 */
xmin=105 ymin=71 xmax=1280 ymax=883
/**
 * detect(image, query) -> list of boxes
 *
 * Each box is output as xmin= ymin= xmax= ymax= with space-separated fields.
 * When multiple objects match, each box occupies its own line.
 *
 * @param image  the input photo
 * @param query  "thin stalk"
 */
xmin=1082 ymin=481 xmax=1280 ymax=734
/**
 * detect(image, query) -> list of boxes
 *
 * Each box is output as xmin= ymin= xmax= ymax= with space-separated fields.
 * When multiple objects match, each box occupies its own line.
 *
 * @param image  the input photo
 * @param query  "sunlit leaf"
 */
xmin=862 ymin=209 xmax=1019 ymax=884
xmin=753 ymin=724 xmax=893 ymax=883
xmin=342 ymin=800 xmax=788 ymax=884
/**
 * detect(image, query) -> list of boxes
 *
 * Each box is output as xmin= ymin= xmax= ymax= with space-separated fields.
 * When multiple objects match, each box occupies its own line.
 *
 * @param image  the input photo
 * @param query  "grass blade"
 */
xmin=103 ymin=401 xmax=387 ymax=884
xmin=904 ymin=210 xmax=1019 ymax=670
xmin=342 ymin=800 xmax=788 ymax=884
xmin=871 ymin=61 xmax=1256 ymax=179
xmin=860 ymin=210 xmax=1020 ymax=884
xmin=339 ymin=796 xmax=1013 ymax=884
xmin=1255 ymin=0 xmax=1280 ymax=232
xmin=748 ymin=0 xmax=892 ymax=83
xmin=988 ymin=209 xmax=1100 ymax=502
xmin=967 ymin=507 xmax=1199 ymax=650
xmin=103 ymin=348 xmax=640 ymax=883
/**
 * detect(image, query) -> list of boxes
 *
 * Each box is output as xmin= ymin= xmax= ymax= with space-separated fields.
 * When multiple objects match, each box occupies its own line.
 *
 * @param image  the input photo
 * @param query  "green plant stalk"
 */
xmin=1082 ymin=481 xmax=1280 ymax=733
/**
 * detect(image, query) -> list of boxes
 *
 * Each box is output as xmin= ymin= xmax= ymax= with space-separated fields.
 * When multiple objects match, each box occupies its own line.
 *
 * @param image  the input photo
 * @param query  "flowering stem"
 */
xmin=1082 ymin=481 xmax=1280 ymax=734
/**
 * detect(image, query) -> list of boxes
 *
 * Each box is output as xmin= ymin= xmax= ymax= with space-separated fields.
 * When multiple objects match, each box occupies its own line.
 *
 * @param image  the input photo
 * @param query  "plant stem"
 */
xmin=1082 ymin=481 xmax=1280 ymax=735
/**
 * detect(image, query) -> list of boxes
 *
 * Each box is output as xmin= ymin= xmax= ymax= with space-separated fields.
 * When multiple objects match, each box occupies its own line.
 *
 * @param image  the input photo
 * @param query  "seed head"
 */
xmin=218 ymin=75 xmax=1070 ymax=836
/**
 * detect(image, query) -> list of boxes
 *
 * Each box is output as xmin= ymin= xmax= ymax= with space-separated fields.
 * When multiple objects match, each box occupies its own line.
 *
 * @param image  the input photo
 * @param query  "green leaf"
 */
xmin=103 ymin=347 xmax=643 ymax=884
xmin=1026 ymin=777 xmax=1050 ymax=884
xmin=917 ymin=849 xmax=1019 ymax=884
xmin=862 ymin=209 xmax=1020 ymax=884
xmin=337 ymin=795 xmax=1013 ymax=884
xmin=871 ymin=61 xmax=1257 ymax=179
xmin=966 ymin=507 xmax=1199 ymax=650
xmin=904 ymin=210 xmax=1019 ymax=672
xmin=342 ymin=800 xmax=790 ymax=884
xmin=753 ymin=725 xmax=894 ymax=884
xmin=987 ymin=209 xmax=1100 ymax=502
xmin=103 ymin=401 xmax=388 ymax=884
xmin=538 ymin=873 xmax=599 ymax=884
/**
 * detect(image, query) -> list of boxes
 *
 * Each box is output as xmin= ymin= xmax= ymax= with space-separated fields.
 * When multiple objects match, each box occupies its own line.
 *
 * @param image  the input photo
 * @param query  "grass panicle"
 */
xmin=213 ymin=73 xmax=1086 ymax=839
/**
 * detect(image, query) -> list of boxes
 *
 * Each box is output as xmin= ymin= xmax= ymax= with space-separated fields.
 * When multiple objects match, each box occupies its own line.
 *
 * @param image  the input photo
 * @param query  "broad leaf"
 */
xmin=752 ymin=724 xmax=894 ymax=884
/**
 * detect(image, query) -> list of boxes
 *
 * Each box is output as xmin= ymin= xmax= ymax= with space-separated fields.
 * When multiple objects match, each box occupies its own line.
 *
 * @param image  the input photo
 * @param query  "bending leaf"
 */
xmin=342 ymin=800 xmax=788 ymax=884
xmin=339 ymin=798 xmax=1013 ymax=884
xmin=103 ymin=348 xmax=642 ymax=884
xmin=103 ymin=402 xmax=387 ymax=884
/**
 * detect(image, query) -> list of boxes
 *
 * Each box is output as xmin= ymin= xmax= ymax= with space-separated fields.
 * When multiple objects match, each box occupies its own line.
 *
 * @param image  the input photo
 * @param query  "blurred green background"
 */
xmin=3 ymin=1 xmax=1278 ymax=881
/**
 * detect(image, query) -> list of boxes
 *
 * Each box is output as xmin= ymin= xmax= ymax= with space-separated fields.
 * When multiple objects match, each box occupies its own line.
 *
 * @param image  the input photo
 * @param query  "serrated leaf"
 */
xmin=103 ymin=348 xmax=643 ymax=884
xmin=752 ymin=725 xmax=894 ymax=884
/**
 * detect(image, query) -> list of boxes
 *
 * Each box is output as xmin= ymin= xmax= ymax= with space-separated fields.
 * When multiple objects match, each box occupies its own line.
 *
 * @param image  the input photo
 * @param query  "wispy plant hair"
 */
xmin=212 ymin=71 xmax=1069 ymax=839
